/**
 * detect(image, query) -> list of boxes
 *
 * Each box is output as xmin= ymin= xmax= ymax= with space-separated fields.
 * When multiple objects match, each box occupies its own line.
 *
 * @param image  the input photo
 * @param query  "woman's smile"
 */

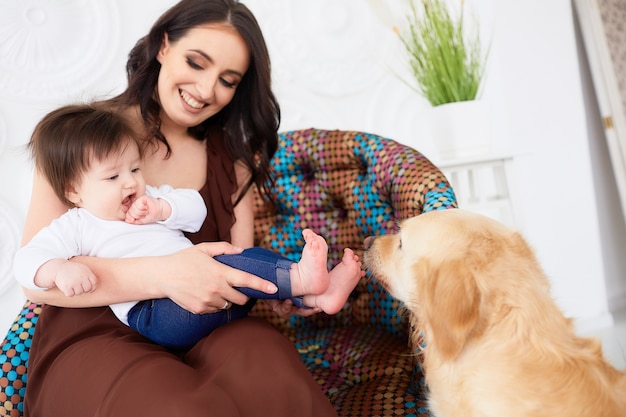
xmin=179 ymin=89 xmax=206 ymax=110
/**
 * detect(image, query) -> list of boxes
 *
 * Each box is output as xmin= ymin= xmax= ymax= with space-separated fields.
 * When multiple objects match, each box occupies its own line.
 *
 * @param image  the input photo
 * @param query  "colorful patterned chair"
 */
xmin=0 ymin=129 xmax=457 ymax=417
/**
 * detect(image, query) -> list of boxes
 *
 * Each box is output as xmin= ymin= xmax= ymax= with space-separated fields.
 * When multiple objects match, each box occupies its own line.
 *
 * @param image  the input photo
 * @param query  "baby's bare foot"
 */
xmin=303 ymin=248 xmax=364 ymax=315
xmin=291 ymin=229 xmax=330 ymax=296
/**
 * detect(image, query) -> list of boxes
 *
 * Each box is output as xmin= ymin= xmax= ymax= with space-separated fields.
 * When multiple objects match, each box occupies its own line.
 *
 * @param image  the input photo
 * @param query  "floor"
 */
xmin=580 ymin=308 xmax=626 ymax=370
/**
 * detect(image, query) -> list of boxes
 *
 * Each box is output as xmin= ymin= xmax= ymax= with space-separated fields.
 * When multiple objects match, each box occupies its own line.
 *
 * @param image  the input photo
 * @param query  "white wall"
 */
xmin=1 ymin=0 xmax=624 ymax=336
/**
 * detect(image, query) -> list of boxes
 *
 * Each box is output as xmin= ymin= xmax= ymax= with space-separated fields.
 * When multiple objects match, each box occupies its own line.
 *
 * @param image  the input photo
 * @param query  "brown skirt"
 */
xmin=25 ymin=305 xmax=337 ymax=417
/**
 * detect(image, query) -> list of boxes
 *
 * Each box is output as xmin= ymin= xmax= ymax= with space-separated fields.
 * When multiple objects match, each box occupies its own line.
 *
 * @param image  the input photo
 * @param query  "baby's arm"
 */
xmin=14 ymin=209 xmax=96 ymax=297
xmin=34 ymin=259 xmax=97 ymax=296
xmin=140 ymin=185 xmax=208 ymax=232
xmin=125 ymin=194 xmax=170 ymax=225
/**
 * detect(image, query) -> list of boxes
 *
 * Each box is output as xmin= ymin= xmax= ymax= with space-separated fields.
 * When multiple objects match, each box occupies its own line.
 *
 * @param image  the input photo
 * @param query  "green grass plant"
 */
xmin=398 ymin=0 xmax=488 ymax=106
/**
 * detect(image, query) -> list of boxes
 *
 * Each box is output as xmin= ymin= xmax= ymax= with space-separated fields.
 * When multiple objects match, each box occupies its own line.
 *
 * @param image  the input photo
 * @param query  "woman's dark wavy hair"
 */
xmin=110 ymin=0 xmax=280 ymax=203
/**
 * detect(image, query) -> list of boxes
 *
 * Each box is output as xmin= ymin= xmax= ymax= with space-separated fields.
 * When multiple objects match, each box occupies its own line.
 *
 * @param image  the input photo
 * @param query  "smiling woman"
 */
xmin=2 ymin=1 xmax=337 ymax=416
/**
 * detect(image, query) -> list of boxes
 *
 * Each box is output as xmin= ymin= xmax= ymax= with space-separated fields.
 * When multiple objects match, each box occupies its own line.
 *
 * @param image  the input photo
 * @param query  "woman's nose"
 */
xmin=196 ymin=72 xmax=218 ymax=101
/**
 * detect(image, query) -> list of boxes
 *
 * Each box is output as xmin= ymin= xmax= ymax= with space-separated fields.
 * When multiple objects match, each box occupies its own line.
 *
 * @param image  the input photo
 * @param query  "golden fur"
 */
xmin=363 ymin=209 xmax=626 ymax=417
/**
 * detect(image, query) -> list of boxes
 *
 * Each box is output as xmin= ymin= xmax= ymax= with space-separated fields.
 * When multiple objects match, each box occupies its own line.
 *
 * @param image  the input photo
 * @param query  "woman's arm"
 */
xmin=21 ymin=170 xmax=278 ymax=312
xmin=230 ymin=160 xmax=255 ymax=248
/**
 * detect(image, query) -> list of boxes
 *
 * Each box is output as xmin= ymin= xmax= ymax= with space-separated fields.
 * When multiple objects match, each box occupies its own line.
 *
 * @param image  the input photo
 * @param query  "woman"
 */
xmin=20 ymin=0 xmax=338 ymax=415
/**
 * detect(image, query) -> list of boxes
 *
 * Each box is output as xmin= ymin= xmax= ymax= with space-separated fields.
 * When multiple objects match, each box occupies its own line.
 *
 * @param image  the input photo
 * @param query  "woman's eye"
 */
xmin=186 ymin=57 xmax=202 ymax=70
xmin=220 ymin=78 xmax=236 ymax=89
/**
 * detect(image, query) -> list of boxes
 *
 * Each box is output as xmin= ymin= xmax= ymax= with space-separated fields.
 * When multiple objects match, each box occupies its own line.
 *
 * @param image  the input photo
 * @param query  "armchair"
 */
xmin=251 ymin=129 xmax=456 ymax=415
xmin=0 ymin=129 xmax=457 ymax=417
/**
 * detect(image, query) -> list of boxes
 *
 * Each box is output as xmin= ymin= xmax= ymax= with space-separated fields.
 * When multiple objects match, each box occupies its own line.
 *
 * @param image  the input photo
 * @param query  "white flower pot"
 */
xmin=426 ymin=100 xmax=492 ymax=160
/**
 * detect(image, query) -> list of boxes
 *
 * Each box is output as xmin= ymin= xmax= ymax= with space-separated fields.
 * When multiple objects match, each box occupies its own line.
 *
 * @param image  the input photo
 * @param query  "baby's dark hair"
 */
xmin=29 ymin=103 xmax=140 ymax=207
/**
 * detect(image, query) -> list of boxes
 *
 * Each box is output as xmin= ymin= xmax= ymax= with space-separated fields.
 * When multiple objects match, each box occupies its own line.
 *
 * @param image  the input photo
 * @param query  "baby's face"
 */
xmin=69 ymin=139 xmax=146 ymax=221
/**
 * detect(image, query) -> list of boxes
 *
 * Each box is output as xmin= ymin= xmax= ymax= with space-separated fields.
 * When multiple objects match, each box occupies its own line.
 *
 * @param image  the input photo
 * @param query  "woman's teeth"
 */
xmin=180 ymin=90 xmax=205 ymax=109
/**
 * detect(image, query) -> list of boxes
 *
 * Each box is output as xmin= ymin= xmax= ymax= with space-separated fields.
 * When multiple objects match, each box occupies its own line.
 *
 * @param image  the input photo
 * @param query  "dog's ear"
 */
xmin=420 ymin=258 xmax=481 ymax=361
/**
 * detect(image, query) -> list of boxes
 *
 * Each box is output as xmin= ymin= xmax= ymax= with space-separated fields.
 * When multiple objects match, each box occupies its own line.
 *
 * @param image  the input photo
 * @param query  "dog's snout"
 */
xmin=364 ymin=236 xmax=375 ymax=250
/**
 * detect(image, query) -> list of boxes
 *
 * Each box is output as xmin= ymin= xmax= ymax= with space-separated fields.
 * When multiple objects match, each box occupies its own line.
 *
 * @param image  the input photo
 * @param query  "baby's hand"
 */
xmin=126 ymin=195 xmax=168 ymax=224
xmin=55 ymin=262 xmax=97 ymax=297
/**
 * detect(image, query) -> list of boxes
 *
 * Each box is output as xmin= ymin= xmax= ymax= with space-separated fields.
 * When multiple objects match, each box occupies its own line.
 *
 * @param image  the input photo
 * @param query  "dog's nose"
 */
xmin=363 ymin=236 xmax=375 ymax=250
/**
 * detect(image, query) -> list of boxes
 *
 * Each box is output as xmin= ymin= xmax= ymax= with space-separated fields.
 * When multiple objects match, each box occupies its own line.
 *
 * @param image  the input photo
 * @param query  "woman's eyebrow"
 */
xmin=189 ymin=49 xmax=245 ymax=78
xmin=190 ymin=49 xmax=212 ymax=62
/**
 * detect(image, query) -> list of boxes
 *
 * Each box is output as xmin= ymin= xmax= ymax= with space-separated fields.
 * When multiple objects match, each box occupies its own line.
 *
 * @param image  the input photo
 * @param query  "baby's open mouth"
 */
xmin=122 ymin=193 xmax=135 ymax=212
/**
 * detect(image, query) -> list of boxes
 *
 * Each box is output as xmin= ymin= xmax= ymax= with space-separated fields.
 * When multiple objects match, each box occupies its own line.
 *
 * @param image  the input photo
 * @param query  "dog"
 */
xmin=363 ymin=209 xmax=626 ymax=417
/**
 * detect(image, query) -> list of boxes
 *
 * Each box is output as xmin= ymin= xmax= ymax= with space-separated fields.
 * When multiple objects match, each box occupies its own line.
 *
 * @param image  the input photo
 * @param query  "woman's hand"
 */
xmin=160 ymin=242 xmax=279 ymax=314
xmin=23 ymin=242 xmax=277 ymax=310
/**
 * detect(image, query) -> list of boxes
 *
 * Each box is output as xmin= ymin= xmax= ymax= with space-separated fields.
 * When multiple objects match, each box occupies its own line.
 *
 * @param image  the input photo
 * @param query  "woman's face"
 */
xmin=156 ymin=24 xmax=250 ymax=129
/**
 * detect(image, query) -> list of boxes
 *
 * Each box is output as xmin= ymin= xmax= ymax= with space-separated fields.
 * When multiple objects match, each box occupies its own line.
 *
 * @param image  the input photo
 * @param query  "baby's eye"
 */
xmin=107 ymin=174 xmax=119 ymax=181
xmin=131 ymin=167 xmax=141 ymax=173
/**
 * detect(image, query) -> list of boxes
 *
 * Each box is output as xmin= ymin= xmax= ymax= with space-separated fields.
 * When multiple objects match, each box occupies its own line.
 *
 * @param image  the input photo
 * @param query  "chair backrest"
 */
xmin=252 ymin=129 xmax=457 ymax=337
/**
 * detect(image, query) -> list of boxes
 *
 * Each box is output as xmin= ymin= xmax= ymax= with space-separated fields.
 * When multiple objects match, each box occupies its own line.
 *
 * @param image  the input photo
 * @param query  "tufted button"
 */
xmin=300 ymin=163 xmax=315 ymax=181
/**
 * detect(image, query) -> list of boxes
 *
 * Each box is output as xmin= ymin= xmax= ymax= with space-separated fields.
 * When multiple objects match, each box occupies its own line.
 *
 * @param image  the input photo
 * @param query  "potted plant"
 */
xmin=397 ymin=0 xmax=491 ymax=159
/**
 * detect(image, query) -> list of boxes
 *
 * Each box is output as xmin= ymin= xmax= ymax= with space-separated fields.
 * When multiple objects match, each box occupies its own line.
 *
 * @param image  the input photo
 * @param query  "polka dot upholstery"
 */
xmin=1 ymin=303 xmax=39 ymax=417
xmin=252 ymin=129 xmax=457 ymax=415
xmin=0 ymin=129 xmax=457 ymax=417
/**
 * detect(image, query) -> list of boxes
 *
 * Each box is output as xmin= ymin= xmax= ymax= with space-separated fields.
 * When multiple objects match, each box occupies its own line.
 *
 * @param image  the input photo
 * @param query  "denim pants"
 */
xmin=127 ymin=247 xmax=303 ymax=349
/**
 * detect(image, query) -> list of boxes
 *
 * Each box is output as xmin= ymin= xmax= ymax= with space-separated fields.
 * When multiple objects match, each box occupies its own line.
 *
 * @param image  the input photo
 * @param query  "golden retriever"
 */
xmin=363 ymin=209 xmax=626 ymax=417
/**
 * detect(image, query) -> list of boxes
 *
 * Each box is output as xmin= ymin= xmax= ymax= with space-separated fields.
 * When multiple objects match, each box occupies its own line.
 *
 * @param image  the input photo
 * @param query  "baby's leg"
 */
xmin=127 ymin=298 xmax=252 ymax=350
xmin=214 ymin=229 xmax=330 ymax=304
xmin=289 ymin=229 xmax=331 ymax=297
xmin=302 ymin=248 xmax=363 ymax=315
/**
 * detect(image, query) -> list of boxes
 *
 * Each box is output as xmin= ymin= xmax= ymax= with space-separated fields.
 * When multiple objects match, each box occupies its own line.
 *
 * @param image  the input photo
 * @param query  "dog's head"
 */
xmin=364 ymin=209 xmax=545 ymax=360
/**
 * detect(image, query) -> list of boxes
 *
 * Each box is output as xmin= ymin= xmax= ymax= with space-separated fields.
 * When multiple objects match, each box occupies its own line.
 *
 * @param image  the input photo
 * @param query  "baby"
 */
xmin=14 ymin=104 xmax=363 ymax=349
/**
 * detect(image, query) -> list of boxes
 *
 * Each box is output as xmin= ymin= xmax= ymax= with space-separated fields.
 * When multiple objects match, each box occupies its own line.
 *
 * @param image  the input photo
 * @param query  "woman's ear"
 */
xmin=156 ymin=32 xmax=170 ymax=64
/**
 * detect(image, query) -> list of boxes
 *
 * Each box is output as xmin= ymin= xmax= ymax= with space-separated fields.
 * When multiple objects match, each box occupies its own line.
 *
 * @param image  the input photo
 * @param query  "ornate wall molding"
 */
xmin=0 ymin=113 xmax=6 ymax=156
xmin=0 ymin=199 xmax=21 ymax=296
xmin=250 ymin=0 xmax=391 ymax=98
xmin=0 ymin=0 xmax=120 ymax=102
xmin=286 ymin=1 xmax=390 ymax=97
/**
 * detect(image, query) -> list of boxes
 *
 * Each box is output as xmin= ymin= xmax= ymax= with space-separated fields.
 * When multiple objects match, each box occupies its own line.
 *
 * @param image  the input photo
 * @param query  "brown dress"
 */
xmin=23 ymin=137 xmax=337 ymax=417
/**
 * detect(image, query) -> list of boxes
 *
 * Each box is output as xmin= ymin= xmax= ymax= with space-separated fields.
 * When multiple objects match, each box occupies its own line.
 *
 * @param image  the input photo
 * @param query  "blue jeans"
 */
xmin=127 ymin=247 xmax=303 ymax=349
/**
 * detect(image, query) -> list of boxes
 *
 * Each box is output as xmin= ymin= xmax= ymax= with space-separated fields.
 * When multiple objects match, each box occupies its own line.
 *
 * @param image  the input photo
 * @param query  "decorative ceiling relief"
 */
xmin=0 ymin=0 xmax=120 ymax=102
xmin=0 ymin=199 xmax=21 ymax=296
xmin=279 ymin=0 xmax=390 ymax=97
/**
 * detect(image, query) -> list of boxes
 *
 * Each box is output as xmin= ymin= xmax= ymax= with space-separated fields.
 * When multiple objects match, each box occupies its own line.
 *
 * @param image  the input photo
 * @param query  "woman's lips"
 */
xmin=180 ymin=89 xmax=206 ymax=109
